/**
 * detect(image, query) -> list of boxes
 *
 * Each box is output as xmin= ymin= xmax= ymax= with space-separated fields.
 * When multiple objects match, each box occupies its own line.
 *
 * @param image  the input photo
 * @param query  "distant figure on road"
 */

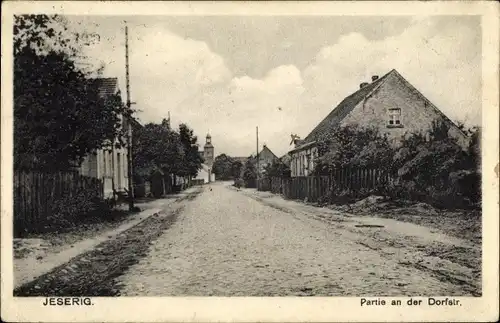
xmin=209 ymin=186 xmax=212 ymax=191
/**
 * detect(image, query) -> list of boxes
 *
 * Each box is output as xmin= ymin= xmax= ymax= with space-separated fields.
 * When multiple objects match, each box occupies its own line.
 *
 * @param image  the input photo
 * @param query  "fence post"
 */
xmin=363 ymin=168 xmax=367 ymax=189
xmin=341 ymin=167 xmax=345 ymax=189
xmin=307 ymin=177 xmax=310 ymax=201
xmin=293 ymin=177 xmax=299 ymax=200
xmin=292 ymin=178 xmax=295 ymax=199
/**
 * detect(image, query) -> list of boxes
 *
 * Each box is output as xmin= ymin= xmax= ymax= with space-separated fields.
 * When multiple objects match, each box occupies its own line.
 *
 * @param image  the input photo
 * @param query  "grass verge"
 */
xmin=14 ymin=207 xmax=184 ymax=296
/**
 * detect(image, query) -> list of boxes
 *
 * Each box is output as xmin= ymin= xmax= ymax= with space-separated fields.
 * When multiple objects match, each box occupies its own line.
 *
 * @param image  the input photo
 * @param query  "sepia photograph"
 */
xmin=1 ymin=1 xmax=498 ymax=322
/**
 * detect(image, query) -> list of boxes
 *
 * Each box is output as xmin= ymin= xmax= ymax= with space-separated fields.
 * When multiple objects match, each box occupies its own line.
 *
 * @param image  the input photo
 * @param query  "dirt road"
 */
xmin=117 ymin=182 xmax=479 ymax=296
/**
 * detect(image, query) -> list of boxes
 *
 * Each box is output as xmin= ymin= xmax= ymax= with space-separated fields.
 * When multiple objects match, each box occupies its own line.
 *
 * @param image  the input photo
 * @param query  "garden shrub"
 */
xmin=233 ymin=178 xmax=244 ymax=188
xmin=47 ymin=189 xmax=111 ymax=230
xmin=302 ymin=121 xmax=480 ymax=210
xmin=242 ymin=158 xmax=257 ymax=188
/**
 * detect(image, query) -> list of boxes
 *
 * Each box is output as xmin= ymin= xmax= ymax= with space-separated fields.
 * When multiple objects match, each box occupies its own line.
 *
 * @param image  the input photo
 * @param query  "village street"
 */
xmin=115 ymin=182 xmax=479 ymax=296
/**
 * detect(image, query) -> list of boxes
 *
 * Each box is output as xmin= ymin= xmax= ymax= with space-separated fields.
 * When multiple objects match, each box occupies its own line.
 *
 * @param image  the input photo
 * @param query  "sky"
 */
xmin=67 ymin=15 xmax=481 ymax=158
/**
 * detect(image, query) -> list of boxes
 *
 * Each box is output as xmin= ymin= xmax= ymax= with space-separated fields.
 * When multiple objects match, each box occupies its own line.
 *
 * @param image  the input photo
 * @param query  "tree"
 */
xmin=389 ymin=120 xmax=481 ymax=207
xmin=263 ymin=160 xmax=291 ymax=178
xmin=212 ymin=154 xmax=235 ymax=180
xmin=231 ymin=160 xmax=243 ymax=179
xmin=132 ymin=121 xmax=182 ymax=179
xmin=395 ymin=121 xmax=468 ymax=179
xmin=467 ymin=126 xmax=480 ymax=171
xmin=14 ymin=15 xmax=131 ymax=171
xmin=242 ymin=158 xmax=257 ymax=188
xmin=178 ymin=123 xmax=203 ymax=179
xmin=314 ymin=124 xmax=394 ymax=174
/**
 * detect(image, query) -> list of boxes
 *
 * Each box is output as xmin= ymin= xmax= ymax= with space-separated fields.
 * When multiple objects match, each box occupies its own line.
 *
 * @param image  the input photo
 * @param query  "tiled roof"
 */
xmin=302 ymin=70 xmax=395 ymax=145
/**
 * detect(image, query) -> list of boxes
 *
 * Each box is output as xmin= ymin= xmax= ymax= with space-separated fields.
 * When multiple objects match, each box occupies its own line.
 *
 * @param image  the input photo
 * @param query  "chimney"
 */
xmin=372 ymin=75 xmax=379 ymax=82
xmin=360 ymin=82 xmax=369 ymax=89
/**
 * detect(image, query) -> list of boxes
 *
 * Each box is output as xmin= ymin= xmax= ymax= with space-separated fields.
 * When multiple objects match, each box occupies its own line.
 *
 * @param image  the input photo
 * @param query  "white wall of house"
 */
xmin=289 ymin=71 xmax=470 ymax=178
xmin=80 ymin=113 xmax=130 ymax=199
xmin=290 ymin=146 xmax=318 ymax=177
xmin=194 ymin=164 xmax=216 ymax=184
xmin=79 ymin=77 xmax=131 ymax=197
xmin=80 ymin=145 xmax=129 ymax=199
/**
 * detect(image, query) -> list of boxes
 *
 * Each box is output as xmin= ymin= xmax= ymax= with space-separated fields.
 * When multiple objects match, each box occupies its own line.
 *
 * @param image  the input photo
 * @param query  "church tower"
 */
xmin=203 ymin=133 xmax=214 ymax=166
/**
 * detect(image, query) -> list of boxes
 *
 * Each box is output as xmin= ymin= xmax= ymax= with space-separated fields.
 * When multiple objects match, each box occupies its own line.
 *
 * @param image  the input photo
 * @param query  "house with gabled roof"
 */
xmin=231 ymin=145 xmax=279 ymax=178
xmin=289 ymin=69 xmax=470 ymax=177
xmin=79 ymin=77 xmax=131 ymax=198
xmin=254 ymin=144 xmax=279 ymax=175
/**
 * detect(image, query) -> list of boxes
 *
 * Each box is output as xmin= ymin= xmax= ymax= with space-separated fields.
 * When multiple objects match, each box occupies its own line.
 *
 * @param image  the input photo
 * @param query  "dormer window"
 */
xmin=388 ymin=108 xmax=402 ymax=127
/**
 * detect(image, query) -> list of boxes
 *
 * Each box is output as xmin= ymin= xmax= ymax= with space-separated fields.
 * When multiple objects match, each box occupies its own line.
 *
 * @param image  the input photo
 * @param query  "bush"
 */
xmin=242 ymin=159 xmax=257 ymax=188
xmin=315 ymin=124 xmax=394 ymax=174
xmin=319 ymin=185 xmax=360 ymax=205
xmin=47 ymin=189 xmax=111 ymax=229
xmin=449 ymin=170 xmax=481 ymax=205
xmin=233 ymin=178 xmax=244 ymax=188
xmin=380 ymin=172 xmax=480 ymax=210
xmin=383 ymin=121 xmax=481 ymax=209
xmin=244 ymin=179 xmax=257 ymax=188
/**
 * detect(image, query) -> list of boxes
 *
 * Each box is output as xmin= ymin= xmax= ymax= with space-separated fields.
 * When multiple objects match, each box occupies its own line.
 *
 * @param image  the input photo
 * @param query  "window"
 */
xmin=388 ymin=108 xmax=402 ymax=126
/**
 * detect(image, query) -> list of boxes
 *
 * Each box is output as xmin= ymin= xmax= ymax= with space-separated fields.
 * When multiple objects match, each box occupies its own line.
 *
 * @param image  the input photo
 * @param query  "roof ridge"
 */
xmin=391 ymin=70 xmax=469 ymax=138
xmin=259 ymin=145 xmax=278 ymax=159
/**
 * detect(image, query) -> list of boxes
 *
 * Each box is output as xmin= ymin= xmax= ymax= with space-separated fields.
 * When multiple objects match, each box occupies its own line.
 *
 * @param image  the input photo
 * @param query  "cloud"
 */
xmin=301 ymin=16 xmax=481 ymax=136
xmin=76 ymin=16 xmax=480 ymax=158
xmin=79 ymin=23 xmax=232 ymax=123
xmin=176 ymin=65 xmax=305 ymax=157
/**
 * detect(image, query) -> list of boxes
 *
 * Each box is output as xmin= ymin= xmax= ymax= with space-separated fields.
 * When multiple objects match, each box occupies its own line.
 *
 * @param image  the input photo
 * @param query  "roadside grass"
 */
xmin=13 ymin=188 xmax=201 ymax=296
xmin=326 ymin=198 xmax=481 ymax=246
xmin=14 ymin=209 xmax=181 ymax=296
xmin=14 ymin=208 xmax=140 ymax=260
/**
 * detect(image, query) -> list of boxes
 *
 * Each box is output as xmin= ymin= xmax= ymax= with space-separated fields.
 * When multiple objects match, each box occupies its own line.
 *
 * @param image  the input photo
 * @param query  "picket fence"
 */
xmin=191 ymin=179 xmax=205 ymax=186
xmin=257 ymin=167 xmax=391 ymax=202
xmin=13 ymin=171 xmax=104 ymax=233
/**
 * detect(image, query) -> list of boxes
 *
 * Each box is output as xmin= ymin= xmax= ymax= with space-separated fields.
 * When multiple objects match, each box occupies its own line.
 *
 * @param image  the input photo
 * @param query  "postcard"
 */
xmin=1 ymin=1 xmax=498 ymax=322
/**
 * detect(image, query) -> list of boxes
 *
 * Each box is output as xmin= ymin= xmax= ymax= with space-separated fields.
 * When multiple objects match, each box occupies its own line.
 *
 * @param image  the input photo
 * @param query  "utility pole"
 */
xmin=256 ymin=126 xmax=259 ymax=182
xmin=125 ymin=22 xmax=135 ymax=211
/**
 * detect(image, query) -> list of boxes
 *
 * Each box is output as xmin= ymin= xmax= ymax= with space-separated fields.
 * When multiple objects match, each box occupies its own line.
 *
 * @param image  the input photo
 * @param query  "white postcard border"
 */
xmin=1 ymin=1 xmax=498 ymax=322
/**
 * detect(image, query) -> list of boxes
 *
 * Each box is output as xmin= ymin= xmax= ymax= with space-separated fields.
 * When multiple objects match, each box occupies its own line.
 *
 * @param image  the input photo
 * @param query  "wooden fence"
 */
xmin=133 ymin=182 xmax=151 ymax=198
xmin=13 ymin=171 xmax=104 ymax=233
xmin=191 ymin=179 xmax=205 ymax=186
xmin=257 ymin=167 xmax=391 ymax=202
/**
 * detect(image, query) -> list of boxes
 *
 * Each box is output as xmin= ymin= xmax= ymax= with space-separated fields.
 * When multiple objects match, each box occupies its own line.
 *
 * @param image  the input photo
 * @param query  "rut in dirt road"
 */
xmin=117 ymin=182 xmax=467 ymax=296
